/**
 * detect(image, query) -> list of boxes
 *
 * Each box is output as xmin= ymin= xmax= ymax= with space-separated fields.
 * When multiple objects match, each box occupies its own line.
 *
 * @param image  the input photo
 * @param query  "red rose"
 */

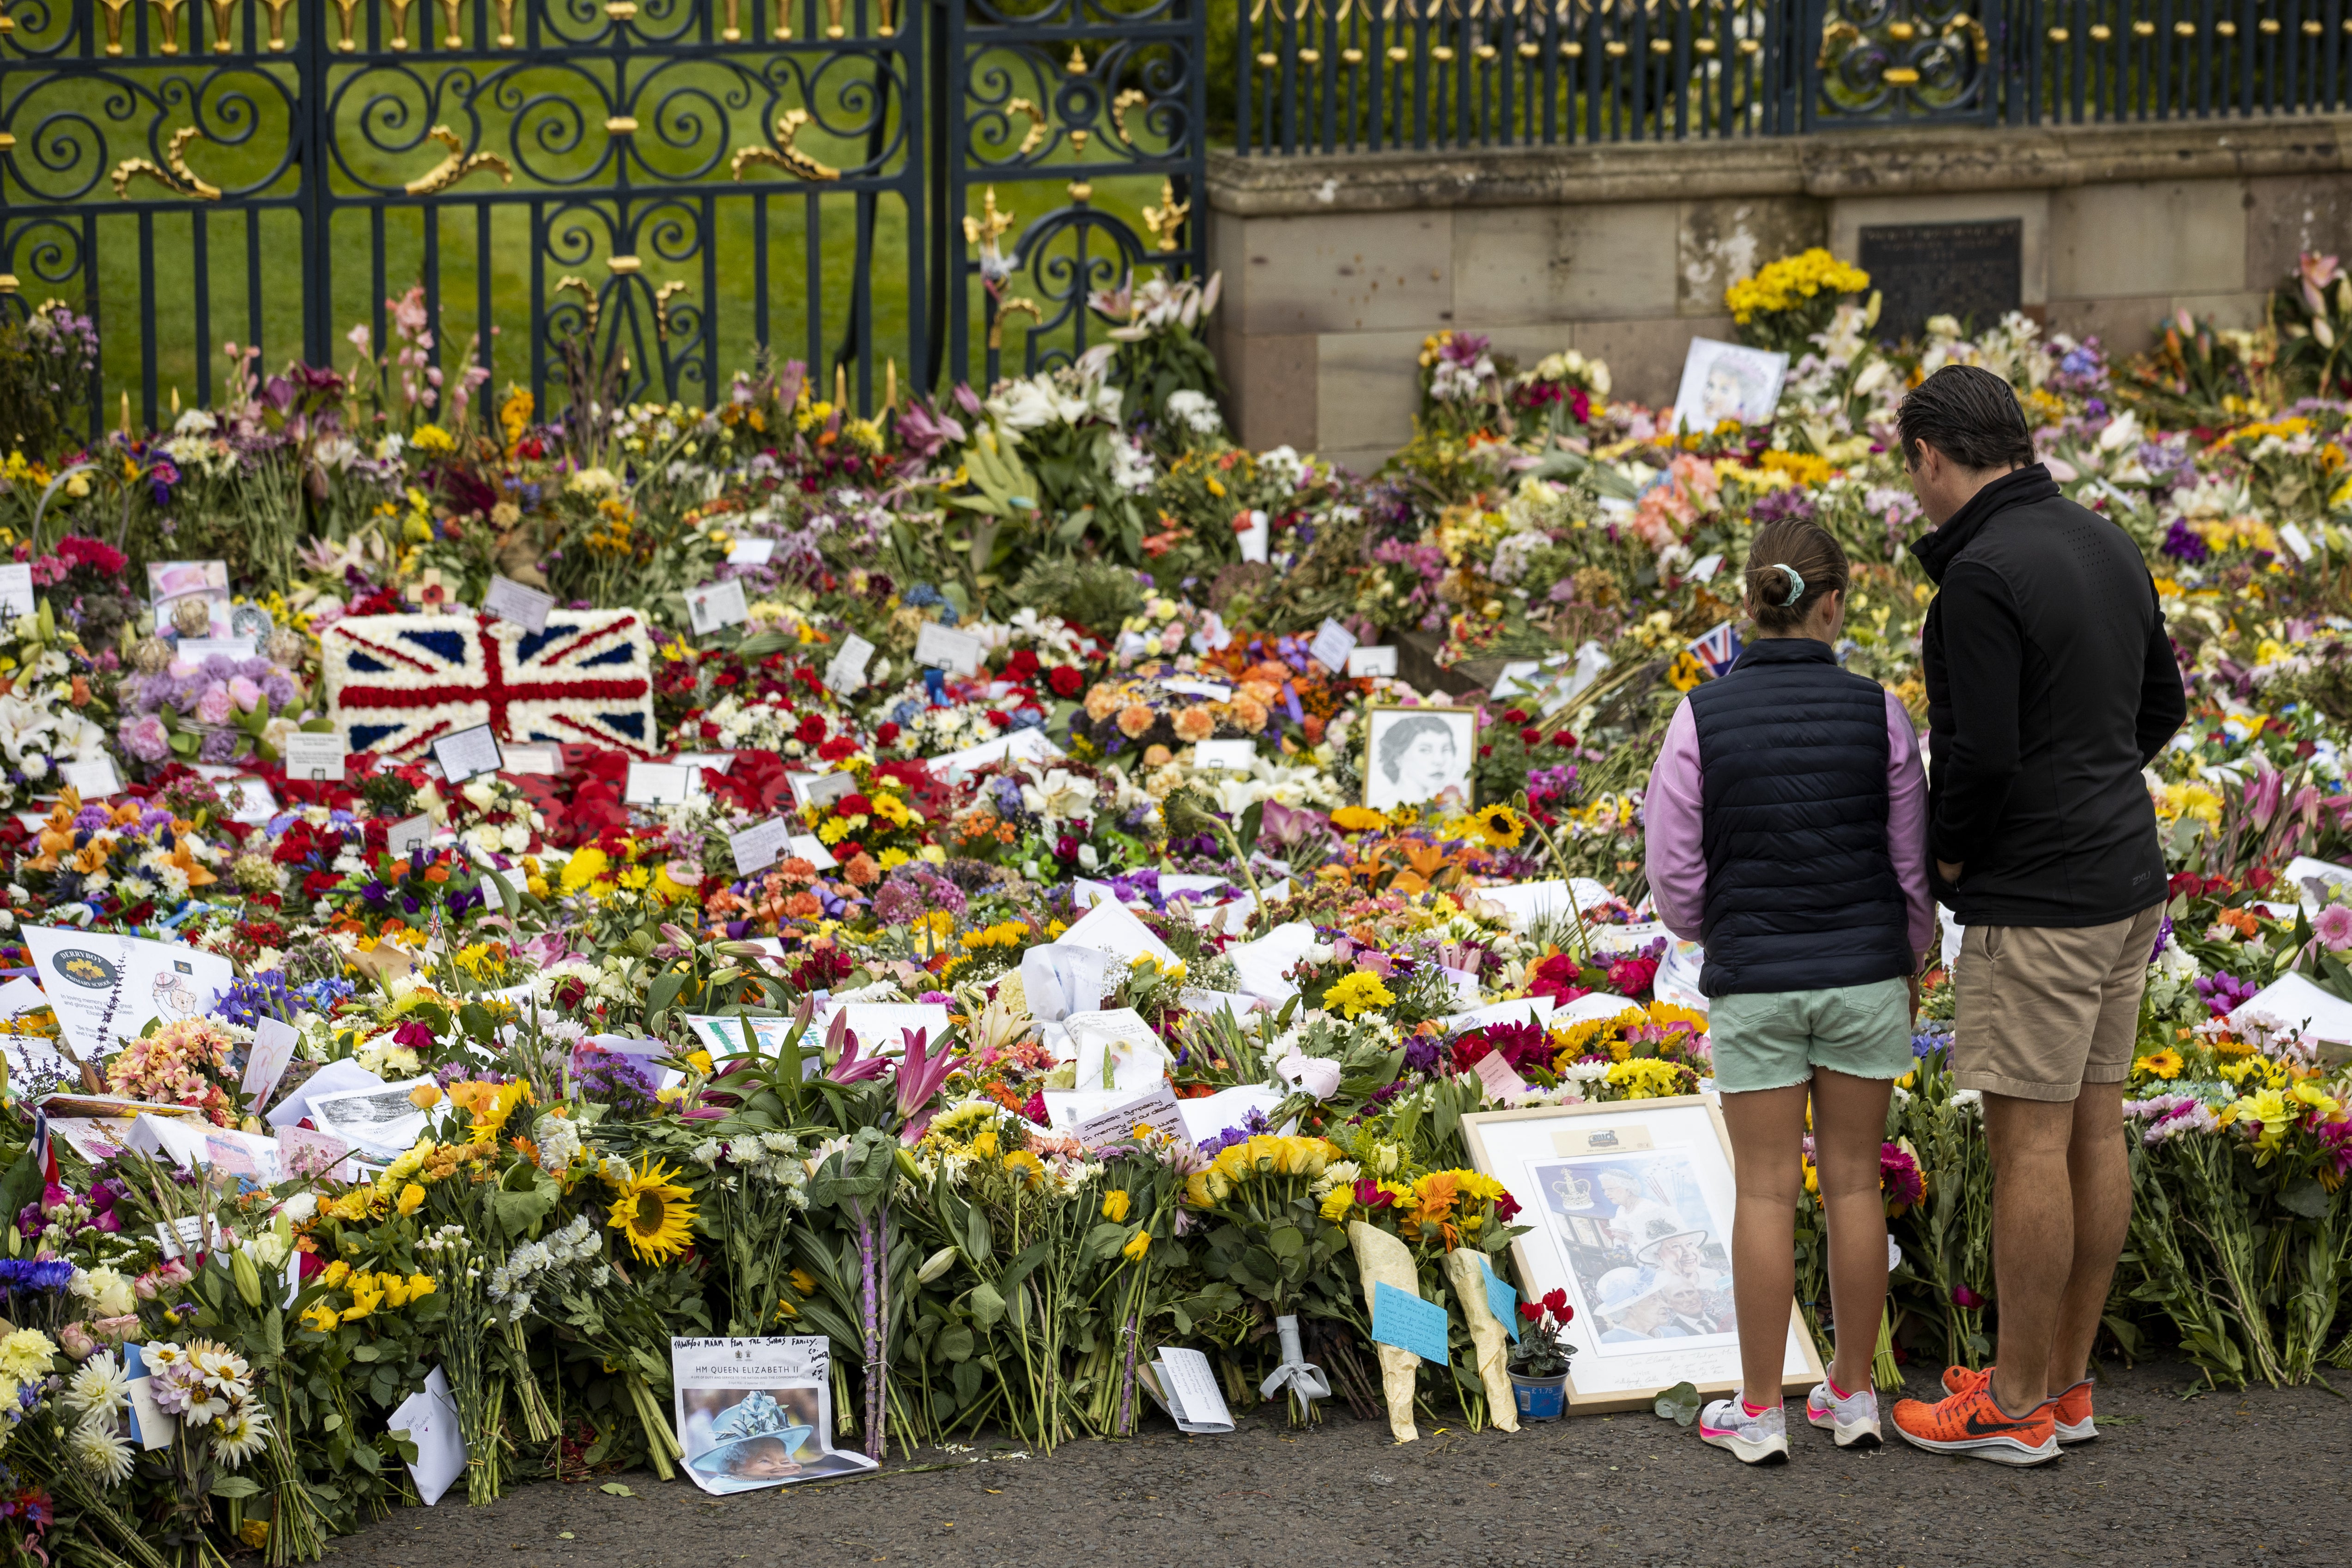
xmin=817 ymin=736 xmax=857 ymax=762
xmin=1048 ymin=666 xmax=1083 ymax=698
xmin=1550 ymin=731 xmax=1574 ymax=747
xmin=1006 ymin=649 xmax=1040 ymax=680
xmin=1520 ymin=727 xmax=1541 ymax=745
xmin=1503 ymin=708 xmax=1528 ymax=725
xmin=876 ymin=722 xmax=901 ymax=746
xmin=795 ymin=715 xmax=827 ymax=745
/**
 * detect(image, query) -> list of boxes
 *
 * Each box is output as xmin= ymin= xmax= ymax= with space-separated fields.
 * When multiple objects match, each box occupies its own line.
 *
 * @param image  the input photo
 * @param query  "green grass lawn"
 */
xmin=4 ymin=19 xmax=1186 ymax=422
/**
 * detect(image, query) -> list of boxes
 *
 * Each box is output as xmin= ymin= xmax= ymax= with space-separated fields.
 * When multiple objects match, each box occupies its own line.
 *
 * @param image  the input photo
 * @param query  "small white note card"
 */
xmin=913 ymin=621 xmax=984 ymax=677
xmin=827 ymin=632 xmax=875 ymax=694
xmin=625 ymin=762 xmax=695 ymax=805
xmin=431 ymin=725 xmax=504 ymax=784
xmin=483 ymin=574 xmax=555 ymax=633
xmin=686 ymin=578 xmax=749 ymax=635
xmin=282 ymin=730 xmax=346 ymax=782
xmin=1192 ymin=739 xmax=1256 ymax=771
xmin=729 ymin=818 xmax=791 ymax=876
xmin=1347 ymin=645 xmax=1398 ymax=678
xmin=1309 ymin=617 xmax=1358 ymax=674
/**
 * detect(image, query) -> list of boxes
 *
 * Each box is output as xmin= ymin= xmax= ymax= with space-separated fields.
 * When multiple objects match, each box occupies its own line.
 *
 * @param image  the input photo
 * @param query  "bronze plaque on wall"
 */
xmin=1857 ymin=219 xmax=2024 ymax=343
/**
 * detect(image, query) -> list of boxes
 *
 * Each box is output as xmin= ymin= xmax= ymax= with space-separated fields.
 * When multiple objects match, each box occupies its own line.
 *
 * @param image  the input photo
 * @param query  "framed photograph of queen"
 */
xmin=1461 ymin=1097 xmax=1824 ymax=1412
xmin=1361 ymin=705 xmax=1477 ymax=813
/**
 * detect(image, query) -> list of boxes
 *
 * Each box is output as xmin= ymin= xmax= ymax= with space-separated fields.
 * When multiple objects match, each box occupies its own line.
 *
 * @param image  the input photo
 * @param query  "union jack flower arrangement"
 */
xmin=320 ymin=612 xmax=656 ymax=760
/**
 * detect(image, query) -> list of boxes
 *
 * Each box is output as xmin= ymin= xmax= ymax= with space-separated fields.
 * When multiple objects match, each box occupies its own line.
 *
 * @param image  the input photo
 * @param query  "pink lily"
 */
xmin=825 ymin=1010 xmax=890 ymax=1086
xmin=894 ymin=1028 xmax=959 ymax=1141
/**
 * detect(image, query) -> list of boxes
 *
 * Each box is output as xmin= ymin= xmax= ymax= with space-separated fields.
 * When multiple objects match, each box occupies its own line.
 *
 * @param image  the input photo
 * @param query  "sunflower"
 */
xmin=1469 ymin=803 xmax=1524 ymax=849
xmin=604 ymin=1155 xmax=699 ymax=1264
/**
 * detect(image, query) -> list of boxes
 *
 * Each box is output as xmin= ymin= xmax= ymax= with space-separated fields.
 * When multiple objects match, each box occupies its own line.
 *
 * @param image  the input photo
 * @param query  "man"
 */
xmin=1887 ymin=365 xmax=2186 ymax=1467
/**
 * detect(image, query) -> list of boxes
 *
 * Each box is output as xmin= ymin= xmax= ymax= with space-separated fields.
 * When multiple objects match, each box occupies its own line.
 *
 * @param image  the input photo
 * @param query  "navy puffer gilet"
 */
xmin=1683 ymin=637 xmax=1910 ymax=998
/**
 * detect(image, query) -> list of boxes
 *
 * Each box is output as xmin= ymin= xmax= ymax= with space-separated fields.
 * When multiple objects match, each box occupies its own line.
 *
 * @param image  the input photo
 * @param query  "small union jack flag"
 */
xmin=1686 ymin=620 xmax=1743 ymax=679
xmin=322 ymin=611 xmax=656 ymax=760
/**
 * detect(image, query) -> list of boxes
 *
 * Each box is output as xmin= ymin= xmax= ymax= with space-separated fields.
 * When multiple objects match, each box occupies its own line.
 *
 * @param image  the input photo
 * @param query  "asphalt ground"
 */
xmin=332 ymin=1357 xmax=2347 ymax=1568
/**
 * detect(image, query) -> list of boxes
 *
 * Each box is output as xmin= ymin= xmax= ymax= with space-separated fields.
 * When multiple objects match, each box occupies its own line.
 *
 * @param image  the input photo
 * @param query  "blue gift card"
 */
xmin=1371 ymin=1282 xmax=1451 ymax=1365
xmin=1479 ymin=1257 xmax=1520 ymax=1343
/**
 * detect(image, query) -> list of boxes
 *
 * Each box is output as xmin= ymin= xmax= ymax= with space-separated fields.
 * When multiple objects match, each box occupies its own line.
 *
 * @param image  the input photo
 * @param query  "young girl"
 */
xmin=1643 ymin=517 xmax=1932 ymax=1464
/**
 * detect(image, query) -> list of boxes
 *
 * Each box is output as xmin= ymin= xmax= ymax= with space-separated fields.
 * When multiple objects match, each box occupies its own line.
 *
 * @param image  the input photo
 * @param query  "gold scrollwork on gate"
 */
xmin=404 ymin=125 xmax=515 ymax=195
xmin=112 ymin=125 xmax=221 ymax=201
xmin=729 ymin=108 xmax=842 ymax=181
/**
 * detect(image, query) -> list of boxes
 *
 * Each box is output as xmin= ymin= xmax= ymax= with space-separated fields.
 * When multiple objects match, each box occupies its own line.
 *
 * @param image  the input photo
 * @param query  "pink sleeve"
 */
xmin=1643 ymin=699 xmax=1708 ymax=943
xmin=1885 ymin=689 xmax=1933 ymax=959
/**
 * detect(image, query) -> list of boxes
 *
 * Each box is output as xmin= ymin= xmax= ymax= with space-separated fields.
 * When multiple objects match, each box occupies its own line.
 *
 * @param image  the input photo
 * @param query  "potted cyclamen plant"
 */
xmin=1508 ymin=1287 xmax=1577 ymax=1420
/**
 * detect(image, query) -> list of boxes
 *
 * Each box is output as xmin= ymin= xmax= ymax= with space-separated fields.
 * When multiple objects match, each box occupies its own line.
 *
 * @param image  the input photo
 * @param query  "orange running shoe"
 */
xmin=1891 ymin=1381 xmax=2059 ymax=1466
xmin=1939 ymin=1366 xmax=2096 ymax=1442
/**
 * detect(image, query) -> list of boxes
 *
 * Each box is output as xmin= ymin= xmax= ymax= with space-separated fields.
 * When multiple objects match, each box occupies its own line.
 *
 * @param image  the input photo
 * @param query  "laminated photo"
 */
xmin=670 ymin=1336 xmax=877 ymax=1495
xmin=1361 ymin=706 xmax=1477 ymax=812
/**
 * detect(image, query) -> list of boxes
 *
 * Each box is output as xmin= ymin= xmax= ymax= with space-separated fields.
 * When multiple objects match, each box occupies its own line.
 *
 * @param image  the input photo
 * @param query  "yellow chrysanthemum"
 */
xmin=604 ymin=1155 xmax=699 ymax=1264
xmin=1323 ymin=972 xmax=1396 ymax=1019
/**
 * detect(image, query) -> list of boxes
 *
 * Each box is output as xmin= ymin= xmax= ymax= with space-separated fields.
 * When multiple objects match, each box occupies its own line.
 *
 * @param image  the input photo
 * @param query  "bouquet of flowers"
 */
xmin=118 ymin=650 xmax=308 ymax=771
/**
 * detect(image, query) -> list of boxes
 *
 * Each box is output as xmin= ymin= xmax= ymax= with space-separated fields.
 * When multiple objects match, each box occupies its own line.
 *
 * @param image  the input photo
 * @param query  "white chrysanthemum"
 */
xmin=65 ymin=1353 xmax=128 ymax=1417
xmin=71 ymin=1419 xmax=135 ymax=1483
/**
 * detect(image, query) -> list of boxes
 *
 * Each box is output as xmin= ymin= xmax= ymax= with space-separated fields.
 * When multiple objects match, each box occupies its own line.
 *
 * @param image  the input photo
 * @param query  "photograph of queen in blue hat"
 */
xmin=677 ymin=1381 xmax=872 ymax=1494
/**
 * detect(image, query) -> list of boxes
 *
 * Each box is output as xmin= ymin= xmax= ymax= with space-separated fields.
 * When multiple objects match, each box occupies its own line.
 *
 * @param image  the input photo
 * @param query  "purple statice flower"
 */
xmin=2161 ymin=517 xmax=2210 ymax=564
xmin=572 ymin=1050 xmax=660 ymax=1116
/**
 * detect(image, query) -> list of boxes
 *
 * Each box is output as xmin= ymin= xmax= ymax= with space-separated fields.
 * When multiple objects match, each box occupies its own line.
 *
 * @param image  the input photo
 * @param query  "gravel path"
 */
xmin=334 ymin=1359 xmax=2348 ymax=1568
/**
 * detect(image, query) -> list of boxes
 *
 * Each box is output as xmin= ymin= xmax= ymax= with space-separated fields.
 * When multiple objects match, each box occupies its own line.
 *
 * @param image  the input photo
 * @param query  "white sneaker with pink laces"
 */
xmin=1805 ymin=1378 xmax=1882 ymax=1449
xmin=1699 ymin=1393 xmax=1789 ymax=1465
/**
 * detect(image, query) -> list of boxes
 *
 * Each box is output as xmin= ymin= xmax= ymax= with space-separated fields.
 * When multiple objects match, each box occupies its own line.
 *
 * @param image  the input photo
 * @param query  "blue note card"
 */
xmin=1371 ymin=1282 xmax=1451 ymax=1365
xmin=1479 ymin=1257 xmax=1520 ymax=1343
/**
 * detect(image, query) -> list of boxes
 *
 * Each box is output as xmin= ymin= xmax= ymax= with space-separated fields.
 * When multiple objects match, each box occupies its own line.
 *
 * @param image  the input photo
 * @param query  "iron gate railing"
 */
xmin=0 ymin=0 xmax=1204 ymax=430
xmin=1236 ymin=0 xmax=2352 ymax=152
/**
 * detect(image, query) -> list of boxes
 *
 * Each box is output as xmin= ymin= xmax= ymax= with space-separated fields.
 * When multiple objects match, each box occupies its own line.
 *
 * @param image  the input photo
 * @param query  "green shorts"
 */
xmin=1707 ymin=978 xmax=1914 ymax=1095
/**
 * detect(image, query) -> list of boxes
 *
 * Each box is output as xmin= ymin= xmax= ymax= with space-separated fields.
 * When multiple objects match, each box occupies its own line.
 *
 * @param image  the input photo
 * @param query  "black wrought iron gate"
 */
xmin=0 ymin=0 xmax=1205 ymax=431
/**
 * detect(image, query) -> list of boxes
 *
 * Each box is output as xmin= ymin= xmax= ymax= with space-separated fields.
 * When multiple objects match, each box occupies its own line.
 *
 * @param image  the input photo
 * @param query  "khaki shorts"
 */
xmin=1951 ymin=905 xmax=2164 ymax=1102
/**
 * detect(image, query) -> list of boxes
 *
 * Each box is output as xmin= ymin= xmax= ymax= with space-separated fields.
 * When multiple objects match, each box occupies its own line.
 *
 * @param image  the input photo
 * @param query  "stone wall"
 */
xmin=1206 ymin=117 xmax=2352 ymax=474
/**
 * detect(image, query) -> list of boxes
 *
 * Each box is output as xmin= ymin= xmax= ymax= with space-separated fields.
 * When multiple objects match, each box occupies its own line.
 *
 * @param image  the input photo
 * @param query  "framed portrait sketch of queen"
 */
xmin=1462 ymin=1097 xmax=1824 ymax=1412
xmin=1361 ymin=705 xmax=1477 ymax=812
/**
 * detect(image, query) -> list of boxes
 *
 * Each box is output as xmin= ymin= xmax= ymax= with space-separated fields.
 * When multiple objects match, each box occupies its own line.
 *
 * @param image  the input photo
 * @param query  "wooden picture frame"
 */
xmin=1360 ymin=704 xmax=1478 ymax=812
xmin=1461 ymin=1095 xmax=1826 ymax=1414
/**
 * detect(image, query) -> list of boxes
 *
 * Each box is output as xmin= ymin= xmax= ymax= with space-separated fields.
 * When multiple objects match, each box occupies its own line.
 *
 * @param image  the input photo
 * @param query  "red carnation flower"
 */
xmin=1048 ymin=666 xmax=1083 ymax=698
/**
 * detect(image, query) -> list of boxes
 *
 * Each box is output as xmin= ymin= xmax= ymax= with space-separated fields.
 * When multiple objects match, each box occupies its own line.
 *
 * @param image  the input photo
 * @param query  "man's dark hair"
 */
xmin=1896 ymin=364 xmax=2035 ymax=472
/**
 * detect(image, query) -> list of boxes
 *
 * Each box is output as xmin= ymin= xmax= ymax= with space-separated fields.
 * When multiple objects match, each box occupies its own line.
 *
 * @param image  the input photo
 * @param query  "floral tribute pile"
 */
xmin=0 ymin=253 xmax=2348 ymax=1558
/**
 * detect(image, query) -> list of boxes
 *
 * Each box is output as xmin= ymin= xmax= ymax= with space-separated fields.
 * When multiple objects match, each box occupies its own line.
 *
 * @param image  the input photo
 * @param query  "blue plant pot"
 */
xmin=1510 ymin=1369 xmax=1569 ymax=1420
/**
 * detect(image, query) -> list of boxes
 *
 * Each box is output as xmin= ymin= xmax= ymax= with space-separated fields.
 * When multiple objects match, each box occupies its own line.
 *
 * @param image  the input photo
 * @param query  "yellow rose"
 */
xmin=396 ymin=1183 xmax=426 ymax=1216
xmin=1100 ymin=1189 xmax=1131 ymax=1223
